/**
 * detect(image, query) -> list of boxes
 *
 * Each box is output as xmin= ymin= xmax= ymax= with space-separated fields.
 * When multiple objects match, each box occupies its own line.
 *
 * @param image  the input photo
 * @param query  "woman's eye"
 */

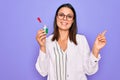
xmin=59 ymin=14 xmax=64 ymax=17
xmin=67 ymin=15 xmax=73 ymax=18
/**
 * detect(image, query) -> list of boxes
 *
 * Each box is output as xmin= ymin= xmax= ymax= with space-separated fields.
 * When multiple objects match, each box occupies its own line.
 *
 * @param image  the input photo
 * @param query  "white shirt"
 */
xmin=35 ymin=34 xmax=101 ymax=80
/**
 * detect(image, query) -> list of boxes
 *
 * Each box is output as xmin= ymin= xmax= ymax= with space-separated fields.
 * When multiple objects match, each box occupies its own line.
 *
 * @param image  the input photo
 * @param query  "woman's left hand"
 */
xmin=92 ymin=30 xmax=107 ymax=57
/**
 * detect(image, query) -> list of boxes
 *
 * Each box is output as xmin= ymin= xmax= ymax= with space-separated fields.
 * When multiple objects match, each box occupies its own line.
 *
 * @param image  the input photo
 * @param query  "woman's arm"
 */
xmin=83 ymin=31 xmax=107 ymax=75
xmin=92 ymin=30 xmax=107 ymax=58
xmin=35 ymin=50 xmax=49 ymax=77
xmin=35 ymin=29 xmax=49 ymax=77
xmin=82 ymin=35 xmax=101 ymax=75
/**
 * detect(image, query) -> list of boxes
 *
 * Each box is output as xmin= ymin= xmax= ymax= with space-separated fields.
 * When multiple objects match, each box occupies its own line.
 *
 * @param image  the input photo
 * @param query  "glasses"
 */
xmin=57 ymin=13 xmax=74 ymax=21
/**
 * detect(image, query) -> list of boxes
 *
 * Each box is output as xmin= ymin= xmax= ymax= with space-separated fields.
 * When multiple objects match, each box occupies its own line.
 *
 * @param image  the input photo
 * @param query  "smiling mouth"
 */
xmin=61 ymin=22 xmax=68 ymax=26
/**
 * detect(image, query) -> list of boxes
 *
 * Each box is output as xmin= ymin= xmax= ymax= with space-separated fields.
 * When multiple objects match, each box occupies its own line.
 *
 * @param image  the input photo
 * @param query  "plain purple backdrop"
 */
xmin=0 ymin=0 xmax=120 ymax=80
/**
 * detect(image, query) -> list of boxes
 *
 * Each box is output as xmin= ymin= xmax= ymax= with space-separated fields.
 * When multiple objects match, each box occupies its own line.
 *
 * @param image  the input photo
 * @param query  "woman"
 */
xmin=36 ymin=3 xmax=107 ymax=80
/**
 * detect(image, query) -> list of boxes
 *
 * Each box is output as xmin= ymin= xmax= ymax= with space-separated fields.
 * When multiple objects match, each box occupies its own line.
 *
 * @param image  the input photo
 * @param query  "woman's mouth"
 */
xmin=61 ymin=22 xmax=68 ymax=26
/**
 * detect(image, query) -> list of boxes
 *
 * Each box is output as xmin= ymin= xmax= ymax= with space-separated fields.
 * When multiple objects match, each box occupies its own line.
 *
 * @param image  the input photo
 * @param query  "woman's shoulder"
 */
xmin=76 ymin=34 xmax=86 ymax=39
xmin=76 ymin=34 xmax=87 ymax=43
xmin=46 ymin=34 xmax=54 ymax=42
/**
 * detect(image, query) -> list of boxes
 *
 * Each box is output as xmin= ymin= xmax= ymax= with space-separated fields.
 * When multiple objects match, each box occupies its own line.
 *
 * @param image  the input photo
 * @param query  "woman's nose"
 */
xmin=63 ymin=16 xmax=67 ymax=20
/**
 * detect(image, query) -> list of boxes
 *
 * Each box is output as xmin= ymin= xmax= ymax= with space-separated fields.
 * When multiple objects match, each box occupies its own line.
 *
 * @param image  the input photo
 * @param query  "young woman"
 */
xmin=36 ymin=3 xmax=107 ymax=80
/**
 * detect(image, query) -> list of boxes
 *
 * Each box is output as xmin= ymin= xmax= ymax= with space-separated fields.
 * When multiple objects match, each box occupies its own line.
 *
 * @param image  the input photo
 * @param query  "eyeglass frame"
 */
xmin=57 ymin=12 xmax=74 ymax=21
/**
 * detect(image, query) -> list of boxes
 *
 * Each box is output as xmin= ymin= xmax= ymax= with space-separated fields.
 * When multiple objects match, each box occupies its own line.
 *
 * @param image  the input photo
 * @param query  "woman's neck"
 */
xmin=59 ymin=30 xmax=69 ymax=41
xmin=58 ymin=29 xmax=69 ymax=52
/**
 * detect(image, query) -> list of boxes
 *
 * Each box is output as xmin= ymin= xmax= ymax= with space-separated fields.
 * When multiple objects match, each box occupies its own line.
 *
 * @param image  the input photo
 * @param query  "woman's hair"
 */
xmin=52 ymin=3 xmax=78 ymax=45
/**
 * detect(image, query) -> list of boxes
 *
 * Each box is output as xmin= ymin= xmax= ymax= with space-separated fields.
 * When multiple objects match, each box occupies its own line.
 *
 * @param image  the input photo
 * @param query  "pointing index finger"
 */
xmin=101 ymin=30 xmax=107 ymax=36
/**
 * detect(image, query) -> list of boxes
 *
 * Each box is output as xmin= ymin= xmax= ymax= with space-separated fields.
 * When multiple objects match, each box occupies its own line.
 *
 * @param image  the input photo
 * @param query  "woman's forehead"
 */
xmin=58 ymin=7 xmax=74 ymax=15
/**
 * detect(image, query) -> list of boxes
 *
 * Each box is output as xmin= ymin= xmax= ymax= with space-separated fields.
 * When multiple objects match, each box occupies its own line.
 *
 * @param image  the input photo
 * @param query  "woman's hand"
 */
xmin=36 ymin=29 xmax=46 ymax=53
xmin=92 ymin=30 xmax=107 ymax=57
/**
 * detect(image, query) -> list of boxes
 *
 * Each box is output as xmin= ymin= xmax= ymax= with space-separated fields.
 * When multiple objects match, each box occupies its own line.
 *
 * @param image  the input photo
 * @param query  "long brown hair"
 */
xmin=52 ymin=3 xmax=78 ymax=45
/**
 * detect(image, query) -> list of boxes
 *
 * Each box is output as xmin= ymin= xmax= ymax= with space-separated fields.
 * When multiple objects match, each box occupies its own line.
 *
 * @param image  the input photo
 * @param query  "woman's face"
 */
xmin=56 ymin=7 xmax=74 ymax=31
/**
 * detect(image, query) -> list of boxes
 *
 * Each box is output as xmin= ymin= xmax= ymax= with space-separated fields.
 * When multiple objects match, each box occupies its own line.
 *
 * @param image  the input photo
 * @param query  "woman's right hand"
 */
xmin=36 ymin=29 xmax=46 ymax=52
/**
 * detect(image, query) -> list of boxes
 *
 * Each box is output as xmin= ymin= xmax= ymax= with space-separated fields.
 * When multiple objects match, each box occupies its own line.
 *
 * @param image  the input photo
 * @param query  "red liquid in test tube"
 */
xmin=37 ymin=17 xmax=48 ymax=34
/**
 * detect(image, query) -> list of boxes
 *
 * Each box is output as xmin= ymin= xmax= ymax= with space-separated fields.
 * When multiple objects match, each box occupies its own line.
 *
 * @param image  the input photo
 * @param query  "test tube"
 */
xmin=43 ymin=25 xmax=48 ymax=34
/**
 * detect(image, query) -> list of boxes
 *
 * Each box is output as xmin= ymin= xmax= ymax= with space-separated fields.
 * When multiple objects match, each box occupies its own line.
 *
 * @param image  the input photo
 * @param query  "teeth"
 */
xmin=61 ymin=22 xmax=67 ymax=25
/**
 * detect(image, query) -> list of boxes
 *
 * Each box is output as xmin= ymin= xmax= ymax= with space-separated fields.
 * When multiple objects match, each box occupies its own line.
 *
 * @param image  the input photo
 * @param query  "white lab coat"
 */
xmin=35 ymin=34 xmax=101 ymax=80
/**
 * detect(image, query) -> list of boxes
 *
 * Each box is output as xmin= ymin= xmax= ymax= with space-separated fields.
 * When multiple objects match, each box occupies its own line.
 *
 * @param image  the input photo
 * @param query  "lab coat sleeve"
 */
xmin=35 ymin=49 xmax=49 ymax=77
xmin=82 ymin=36 xmax=101 ymax=75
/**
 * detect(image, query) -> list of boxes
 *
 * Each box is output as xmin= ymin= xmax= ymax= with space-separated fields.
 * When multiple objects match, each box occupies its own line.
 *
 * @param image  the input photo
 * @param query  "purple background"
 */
xmin=0 ymin=0 xmax=120 ymax=80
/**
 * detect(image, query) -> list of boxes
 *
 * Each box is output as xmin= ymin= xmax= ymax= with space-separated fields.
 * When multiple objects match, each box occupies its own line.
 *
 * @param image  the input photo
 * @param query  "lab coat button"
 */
xmin=94 ymin=60 xmax=97 ymax=62
xmin=67 ymin=74 xmax=69 ymax=77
